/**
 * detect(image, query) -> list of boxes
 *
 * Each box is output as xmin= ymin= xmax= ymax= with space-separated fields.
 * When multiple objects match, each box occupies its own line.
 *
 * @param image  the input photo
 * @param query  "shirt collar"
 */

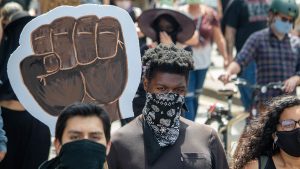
xmin=268 ymin=27 xmax=290 ymax=41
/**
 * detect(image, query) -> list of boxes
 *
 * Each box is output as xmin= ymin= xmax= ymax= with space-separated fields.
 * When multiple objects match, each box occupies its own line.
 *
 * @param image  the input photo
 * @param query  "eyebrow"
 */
xmin=67 ymin=130 xmax=104 ymax=135
xmin=156 ymin=82 xmax=186 ymax=87
xmin=67 ymin=130 xmax=82 ymax=135
xmin=89 ymin=131 xmax=103 ymax=135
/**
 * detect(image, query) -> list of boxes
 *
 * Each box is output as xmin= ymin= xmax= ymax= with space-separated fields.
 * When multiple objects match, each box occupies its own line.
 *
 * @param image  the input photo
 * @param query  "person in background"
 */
xmin=223 ymin=0 xmax=271 ymax=112
xmin=200 ymin=0 xmax=223 ymax=19
xmin=292 ymin=6 xmax=300 ymax=37
xmin=0 ymin=0 xmax=31 ymax=10
xmin=0 ymin=2 xmax=51 ymax=169
xmin=108 ymin=44 xmax=229 ymax=169
xmin=28 ymin=0 xmax=102 ymax=16
xmin=219 ymin=0 xmax=300 ymax=116
xmin=0 ymin=83 xmax=6 ymax=162
xmin=132 ymin=7 xmax=198 ymax=120
xmin=180 ymin=0 xmax=229 ymax=121
xmin=111 ymin=0 xmax=146 ymax=48
xmin=233 ymin=95 xmax=300 ymax=169
xmin=39 ymin=103 xmax=111 ymax=169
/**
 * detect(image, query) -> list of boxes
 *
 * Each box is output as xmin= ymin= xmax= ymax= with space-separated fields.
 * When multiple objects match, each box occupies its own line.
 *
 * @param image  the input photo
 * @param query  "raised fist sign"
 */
xmin=7 ymin=5 xmax=141 ymax=133
xmin=21 ymin=15 xmax=127 ymax=116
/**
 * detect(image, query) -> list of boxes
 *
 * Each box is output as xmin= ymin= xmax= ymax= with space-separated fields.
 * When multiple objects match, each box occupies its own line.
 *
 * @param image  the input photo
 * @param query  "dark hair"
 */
xmin=151 ymin=14 xmax=182 ymax=43
xmin=151 ymin=14 xmax=181 ymax=32
xmin=55 ymin=102 xmax=111 ymax=143
xmin=233 ymin=95 xmax=300 ymax=169
xmin=143 ymin=43 xmax=193 ymax=82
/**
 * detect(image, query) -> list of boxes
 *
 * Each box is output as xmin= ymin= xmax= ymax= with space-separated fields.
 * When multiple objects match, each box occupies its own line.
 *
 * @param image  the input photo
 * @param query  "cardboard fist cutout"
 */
xmin=7 ymin=4 xmax=141 ymax=134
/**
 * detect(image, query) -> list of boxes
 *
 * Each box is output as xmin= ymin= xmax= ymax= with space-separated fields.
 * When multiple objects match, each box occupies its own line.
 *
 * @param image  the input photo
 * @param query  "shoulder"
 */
xmin=252 ymin=29 xmax=268 ymax=38
xmin=243 ymin=160 xmax=259 ymax=169
xmin=180 ymin=117 xmax=215 ymax=138
xmin=245 ymin=28 xmax=268 ymax=43
xmin=110 ymin=116 xmax=143 ymax=144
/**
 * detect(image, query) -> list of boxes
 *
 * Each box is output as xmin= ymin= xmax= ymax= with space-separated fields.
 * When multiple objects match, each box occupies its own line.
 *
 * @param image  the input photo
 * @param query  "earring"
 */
xmin=273 ymin=133 xmax=278 ymax=151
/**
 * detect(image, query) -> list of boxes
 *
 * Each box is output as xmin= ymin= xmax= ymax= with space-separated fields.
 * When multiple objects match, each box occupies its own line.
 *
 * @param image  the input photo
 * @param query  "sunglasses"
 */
xmin=278 ymin=119 xmax=300 ymax=131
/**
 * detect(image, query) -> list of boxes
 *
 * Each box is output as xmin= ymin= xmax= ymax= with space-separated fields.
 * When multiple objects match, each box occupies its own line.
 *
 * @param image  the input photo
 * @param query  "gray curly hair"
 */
xmin=142 ymin=43 xmax=194 ymax=81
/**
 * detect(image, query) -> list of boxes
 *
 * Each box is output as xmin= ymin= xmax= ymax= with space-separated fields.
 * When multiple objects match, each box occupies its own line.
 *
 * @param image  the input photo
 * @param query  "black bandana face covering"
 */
xmin=143 ymin=92 xmax=184 ymax=147
xmin=58 ymin=139 xmax=106 ymax=169
xmin=276 ymin=128 xmax=300 ymax=157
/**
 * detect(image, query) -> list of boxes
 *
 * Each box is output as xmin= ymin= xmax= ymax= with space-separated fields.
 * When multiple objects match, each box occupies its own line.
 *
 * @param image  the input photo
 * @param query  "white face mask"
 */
xmin=115 ymin=1 xmax=132 ymax=10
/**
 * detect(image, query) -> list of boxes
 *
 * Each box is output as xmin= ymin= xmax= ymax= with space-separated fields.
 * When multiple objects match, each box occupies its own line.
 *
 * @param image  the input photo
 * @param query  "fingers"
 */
xmin=43 ymin=53 xmax=60 ymax=73
xmin=24 ymin=15 xmax=128 ymax=117
xmin=218 ymin=73 xmax=231 ymax=84
xmin=160 ymin=31 xmax=173 ymax=45
xmin=96 ymin=17 xmax=120 ymax=59
xmin=51 ymin=17 xmax=77 ymax=69
xmin=74 ymin=16 xmax=99 ymax=64
xmin=31 ymin=25 xmax=52 ymax=54
xmin=0 ymin=152 xmax=5 ymax=162
xmin=82 ymin=43 xmax=128 ymax=104
xmin=284 ymin=80 xmax=295 ymax=93
xmin=20 ymin=54 xmax=85 ymax=116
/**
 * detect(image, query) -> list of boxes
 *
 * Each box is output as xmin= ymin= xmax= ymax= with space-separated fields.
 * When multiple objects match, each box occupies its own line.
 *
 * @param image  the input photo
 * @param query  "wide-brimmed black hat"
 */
xmin=138 ymin=8 xmax=195 ymax=43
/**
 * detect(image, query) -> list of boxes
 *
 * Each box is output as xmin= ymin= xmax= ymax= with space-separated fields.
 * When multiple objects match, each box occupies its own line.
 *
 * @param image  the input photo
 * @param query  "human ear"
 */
xmin=143 ymin=78 xmax=149 ymax=92
xmin=54 ymin=138 xmax=62 ymax=155
xmin=106 ymin=141 xmax=111 ymax=155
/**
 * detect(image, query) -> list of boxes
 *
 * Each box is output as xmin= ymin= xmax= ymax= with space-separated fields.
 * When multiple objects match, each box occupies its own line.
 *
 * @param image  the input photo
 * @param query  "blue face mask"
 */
xmin=273 ymin=17 xmax=293 ymax=34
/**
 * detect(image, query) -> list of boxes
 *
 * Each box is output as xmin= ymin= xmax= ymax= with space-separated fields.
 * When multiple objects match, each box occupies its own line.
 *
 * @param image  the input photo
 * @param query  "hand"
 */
xmin=283 ymin=76 xmax=300 ymax=93
xmin=20 ymin=16 xmax=128 ymax=116
xmin=159 ymin=31 xmax=173 ymax=45
xmin=223 ymin=56 xmax=233 ymax=68
xmin=218 ymin=72 xmax=231 ymax=84
xmin=0 ymin=151 xmax=6 ymax=162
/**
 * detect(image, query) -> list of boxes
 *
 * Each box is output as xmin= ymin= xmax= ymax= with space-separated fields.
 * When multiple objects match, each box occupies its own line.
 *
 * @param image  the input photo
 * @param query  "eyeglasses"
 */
xmin=278 ymin=119 xmax=300 ymax=131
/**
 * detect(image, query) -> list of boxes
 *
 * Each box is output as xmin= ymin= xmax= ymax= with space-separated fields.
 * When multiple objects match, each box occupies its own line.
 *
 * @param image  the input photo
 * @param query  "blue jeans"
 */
xmin=238 ymin=61 xmax=256 ymax=112
xmin=185 ymin=68 xmax=208 ymax=121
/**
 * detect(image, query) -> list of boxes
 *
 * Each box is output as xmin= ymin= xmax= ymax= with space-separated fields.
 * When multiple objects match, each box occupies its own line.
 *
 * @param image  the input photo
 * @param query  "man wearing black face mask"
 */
xmin=39 ymin=103 xmax=111 ymax=169
xmin=108 ymin=44 xmax=229 ymax=169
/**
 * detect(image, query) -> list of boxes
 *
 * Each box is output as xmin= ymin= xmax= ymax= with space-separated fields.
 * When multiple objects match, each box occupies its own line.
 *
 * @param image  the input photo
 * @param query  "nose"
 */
xmin=83 ymin=135 xmax=89 ymax=140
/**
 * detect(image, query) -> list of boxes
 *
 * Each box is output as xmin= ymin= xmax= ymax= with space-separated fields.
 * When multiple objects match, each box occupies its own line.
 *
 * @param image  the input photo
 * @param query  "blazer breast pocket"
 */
xmin=181 ymin=153 xmax=212 ymax=169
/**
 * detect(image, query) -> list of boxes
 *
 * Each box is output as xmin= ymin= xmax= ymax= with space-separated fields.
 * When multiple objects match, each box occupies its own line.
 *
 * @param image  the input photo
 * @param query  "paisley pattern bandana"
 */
xmin=142 ymin=92 xmax=184 ymax=147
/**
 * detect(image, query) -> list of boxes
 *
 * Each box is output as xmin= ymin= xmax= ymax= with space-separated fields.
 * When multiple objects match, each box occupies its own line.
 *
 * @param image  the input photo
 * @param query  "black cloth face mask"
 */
xmin=58 ymin=139 xmax=106 ymax=169
xmin=276 ymin=128 xmax=300 ymax=157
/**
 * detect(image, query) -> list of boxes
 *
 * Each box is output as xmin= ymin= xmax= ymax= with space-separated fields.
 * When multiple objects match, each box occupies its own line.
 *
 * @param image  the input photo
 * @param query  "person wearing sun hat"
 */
xmin=131 ymin=4 xmax=200 ymax=119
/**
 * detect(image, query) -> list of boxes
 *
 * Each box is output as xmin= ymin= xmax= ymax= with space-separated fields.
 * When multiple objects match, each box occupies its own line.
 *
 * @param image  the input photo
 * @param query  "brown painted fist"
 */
xmin=20 ymin=16 xmax=128 ymax=117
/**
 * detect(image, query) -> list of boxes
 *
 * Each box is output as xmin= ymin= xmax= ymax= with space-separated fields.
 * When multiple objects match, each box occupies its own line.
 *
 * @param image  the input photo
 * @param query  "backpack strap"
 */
xmin=259 ymin=156 xmax=269 ymax=169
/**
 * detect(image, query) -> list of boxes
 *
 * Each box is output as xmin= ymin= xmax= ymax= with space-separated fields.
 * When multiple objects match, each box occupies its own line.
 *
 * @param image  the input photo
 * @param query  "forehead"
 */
xmin=64 ymin=115 xmax=104 ymax=133
xmin=149 ymin=72 xmax=187 ymax=86
xmin=280 ymin=105 xmax=300 ymax=120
